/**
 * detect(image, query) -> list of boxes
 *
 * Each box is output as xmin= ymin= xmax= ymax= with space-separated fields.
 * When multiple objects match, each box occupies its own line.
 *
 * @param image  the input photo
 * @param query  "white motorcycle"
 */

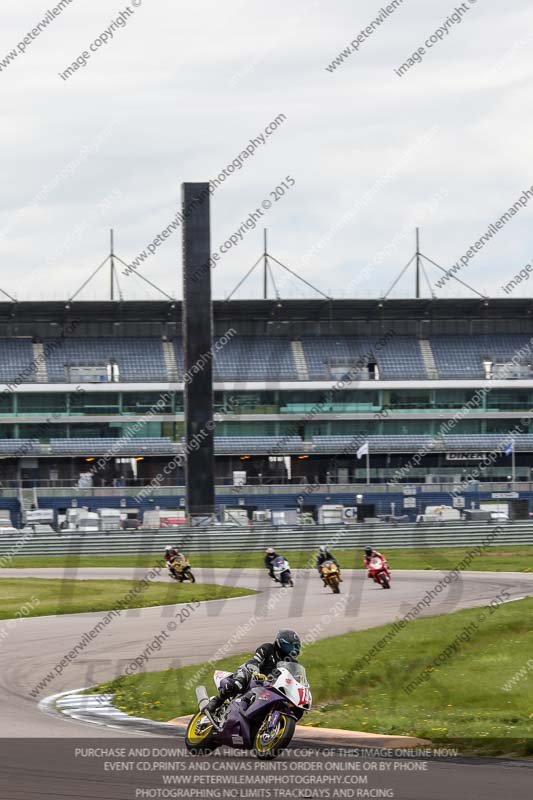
xmin=272 ymin=555 xmax=294 ymax=587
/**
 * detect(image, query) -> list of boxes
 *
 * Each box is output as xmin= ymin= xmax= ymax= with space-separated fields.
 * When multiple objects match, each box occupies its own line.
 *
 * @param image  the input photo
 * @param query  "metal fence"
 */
xmin=2 ymin=480 xmax=533 ymax=496
xmin=1 ymin=521 xmax=532 ymax=557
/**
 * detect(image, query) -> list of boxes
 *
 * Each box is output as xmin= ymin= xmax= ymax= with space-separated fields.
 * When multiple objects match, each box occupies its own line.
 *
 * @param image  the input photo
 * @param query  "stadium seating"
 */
xmin=0 ymin=339 xmax=37 ymax=383
xmin=0 ymin=433 xmax=530 ymax=457
xmin=4 ymin=334 xmax=533 ymax=384
xmin=301 ymin=336 xmax=373 ymax=379
xmin=2 ymin=334 xmax=533 ymax=384
xmin=214 ymin=436 xmax=305 ymax=453
xmin=429 ymin=335 xmax=533 ymax=379
xmin=174 ymin=336 xmax=297 ymax=381
xmin=0 ymin=439 xmax=41 ymax=453
xmin=0 ymin=437 xmax=306 ymax=455
xmin=44 ymin=338 xmax=168 ymax=382
xmin=311 ymin=434 xmax=533 ymax=452
xmin=441 ymin=434 xmax=531 ymax=450
xmin=211 ymin=337 xmax=297 ymax=381
xmin=300 ymin=336 xmax=427 ymax=379
xmin=50 ymin=437 xmax=179 ymax=455
xmin=378 ymin=336 xmax=427 ymax=379
xmin=312 ymin=435 xmax=436 ymax=453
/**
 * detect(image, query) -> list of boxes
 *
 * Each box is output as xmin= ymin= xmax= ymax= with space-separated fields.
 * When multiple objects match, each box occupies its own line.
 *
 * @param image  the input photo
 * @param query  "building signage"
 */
xmin=343 ymin=506 xmax=358 ymax=519
xmin=491 ymin=492 xmax=519 ymax=499
xmin=445 ymin=453 xmax=487 ymax=461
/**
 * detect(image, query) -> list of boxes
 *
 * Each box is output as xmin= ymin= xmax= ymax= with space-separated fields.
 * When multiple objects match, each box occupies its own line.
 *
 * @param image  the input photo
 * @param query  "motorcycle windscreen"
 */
xmin=272 ymin=663 xmax=312 ymax=710
xmin=276 ymin=661 xmax=308 ymax=685
xmin=213 ymin=669 xmax=232 ymax=689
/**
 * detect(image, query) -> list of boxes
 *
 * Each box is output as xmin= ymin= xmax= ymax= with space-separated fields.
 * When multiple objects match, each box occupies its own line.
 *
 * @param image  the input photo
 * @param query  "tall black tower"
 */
xmin=181 ymin=182 xmax=215 ymax=520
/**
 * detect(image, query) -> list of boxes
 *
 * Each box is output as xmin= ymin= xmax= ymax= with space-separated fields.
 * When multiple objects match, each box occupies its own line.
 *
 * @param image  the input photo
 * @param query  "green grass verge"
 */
xmin=89 ymin=598 xmax=533 ymax=757
xmin=0 ymin=578 xmax=254 ymax=619
xmin=5 ymin=545 xmax=533 ymax=571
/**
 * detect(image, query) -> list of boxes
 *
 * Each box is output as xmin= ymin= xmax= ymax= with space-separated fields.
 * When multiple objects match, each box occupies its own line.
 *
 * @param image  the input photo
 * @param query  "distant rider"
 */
xmin=165 ymin=545 xmax=179 ymax=578
xmin=364 ymin=546 xmax=388 ymax=578
xmin=204 ymin=629 xmax=301 ymax=721
xmin=165 ymin=544 xmax=178 ymax=563
xmin=316 ymin=545 xmax=340 ymax=584
xmin=264 ymin=547 xmax=278 ymax=579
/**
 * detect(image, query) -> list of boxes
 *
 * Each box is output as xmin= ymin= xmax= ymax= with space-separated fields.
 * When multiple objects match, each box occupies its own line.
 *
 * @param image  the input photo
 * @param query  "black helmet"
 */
xmin=275 ymin=629 xmax=301 ymax=659
xmin=364 ymin=546 xmax=373 ymax=556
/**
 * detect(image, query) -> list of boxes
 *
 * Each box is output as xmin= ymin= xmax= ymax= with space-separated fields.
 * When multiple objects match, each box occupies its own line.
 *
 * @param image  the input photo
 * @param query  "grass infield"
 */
xmin=90 ymin=597 xmax=533 ymax=757
xmin=4 ymin=545 xmax=533 ymax=572
xmin=0 ymin=578 xmax=253 ymax=619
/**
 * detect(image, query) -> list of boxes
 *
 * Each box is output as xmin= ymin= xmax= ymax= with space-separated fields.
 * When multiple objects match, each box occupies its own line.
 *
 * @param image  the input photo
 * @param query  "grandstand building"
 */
xmin=1 ymin=296 xmax=533 ymax=522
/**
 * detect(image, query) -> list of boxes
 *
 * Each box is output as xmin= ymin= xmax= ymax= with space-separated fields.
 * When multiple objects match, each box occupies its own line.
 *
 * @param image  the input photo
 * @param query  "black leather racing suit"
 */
xmin=214 ymin=642 xmax=295 ymax=705
xmin=316 ymin=550 xmax=338 ymax=576
xmin=264 ymin=552 xmax=278 ymax=579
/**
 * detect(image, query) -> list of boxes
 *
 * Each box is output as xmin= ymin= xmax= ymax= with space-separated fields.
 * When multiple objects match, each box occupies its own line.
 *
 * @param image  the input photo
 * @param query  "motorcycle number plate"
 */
xmin=298 ymin=687 xmax=311 ymax=706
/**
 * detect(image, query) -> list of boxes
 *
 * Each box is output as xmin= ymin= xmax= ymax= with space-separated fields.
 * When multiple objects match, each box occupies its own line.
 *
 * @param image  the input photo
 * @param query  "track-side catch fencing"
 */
xmin=0 ymin=521 xmax=532 ymax=558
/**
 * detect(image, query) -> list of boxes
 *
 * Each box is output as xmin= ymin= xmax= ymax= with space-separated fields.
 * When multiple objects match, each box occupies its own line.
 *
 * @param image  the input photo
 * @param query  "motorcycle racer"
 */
xmin=165 ymin=545 xmax=179 ymax=578
xmin=264 ymin=547 xmax=278 ymax=579
xmin=364 ymin=546 xmax=388 ymax=578
xmin=316 ymin=545 xmax=340 ymax=585
xmin=165 ymin=544 xmax=178 ymax=562
xmin=204 ymin=629 xmax=301 ymax=720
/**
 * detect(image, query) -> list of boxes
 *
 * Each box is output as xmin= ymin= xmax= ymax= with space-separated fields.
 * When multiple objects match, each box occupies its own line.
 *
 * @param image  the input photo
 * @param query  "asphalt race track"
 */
xmin=0 ymin=567 xmax=532 ymax=799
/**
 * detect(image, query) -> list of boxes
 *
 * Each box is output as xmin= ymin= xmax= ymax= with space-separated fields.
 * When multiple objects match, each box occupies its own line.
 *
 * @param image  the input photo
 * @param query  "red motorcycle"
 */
xmin=368 ymin=555 xmax=391 ymax=589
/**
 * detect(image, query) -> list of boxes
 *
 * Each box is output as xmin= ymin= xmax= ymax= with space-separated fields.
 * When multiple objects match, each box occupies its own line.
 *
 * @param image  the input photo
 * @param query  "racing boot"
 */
xmin=203 ymin=695 xmax=224 ymax=728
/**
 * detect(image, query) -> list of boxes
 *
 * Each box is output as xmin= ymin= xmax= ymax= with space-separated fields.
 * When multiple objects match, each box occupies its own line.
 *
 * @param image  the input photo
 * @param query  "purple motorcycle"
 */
xmin=185 ymin=662 xmax=312 ymax=759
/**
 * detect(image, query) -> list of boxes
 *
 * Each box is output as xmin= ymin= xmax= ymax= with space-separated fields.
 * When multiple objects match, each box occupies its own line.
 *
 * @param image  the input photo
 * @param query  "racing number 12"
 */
xmin=297 ymin=687 xmax=310 ymax=706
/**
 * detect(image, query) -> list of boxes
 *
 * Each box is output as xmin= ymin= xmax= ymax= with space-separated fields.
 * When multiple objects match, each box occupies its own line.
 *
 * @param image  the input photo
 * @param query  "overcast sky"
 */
xmin=1 ymin=0 xmax=532 ymax=302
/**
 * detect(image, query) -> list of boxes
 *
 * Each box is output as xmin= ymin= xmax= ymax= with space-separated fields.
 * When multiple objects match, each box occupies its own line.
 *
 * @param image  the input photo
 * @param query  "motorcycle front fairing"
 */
xmin=272 ymin=556 xmax=290 ymax=573
xmin=207 ymin=683 xmax=295 ymax=749
xmin=369 ymin=556 xmax=388 ymax=574
xmin=209 ymin=667 xmax=311 ymax=749
xmin=243 ymin=666 xmax=312 ymax=726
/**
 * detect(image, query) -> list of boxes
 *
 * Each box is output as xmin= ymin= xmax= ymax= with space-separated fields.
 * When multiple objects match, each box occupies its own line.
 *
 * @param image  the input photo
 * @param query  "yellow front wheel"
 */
xmin=254 ymin=713 xmax=296 ymax=760
xmin=185 ymin=710 xmax=216 ymax=754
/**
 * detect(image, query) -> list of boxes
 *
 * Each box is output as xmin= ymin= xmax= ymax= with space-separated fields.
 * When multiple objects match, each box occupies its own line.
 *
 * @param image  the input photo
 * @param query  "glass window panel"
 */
xmin=121 ymin=392 xmax=174 ymax=414
xmin=69 ymin=392 xmax=119 ymax=415
xmin=18 ymin=394 xmax=67 ymax=415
